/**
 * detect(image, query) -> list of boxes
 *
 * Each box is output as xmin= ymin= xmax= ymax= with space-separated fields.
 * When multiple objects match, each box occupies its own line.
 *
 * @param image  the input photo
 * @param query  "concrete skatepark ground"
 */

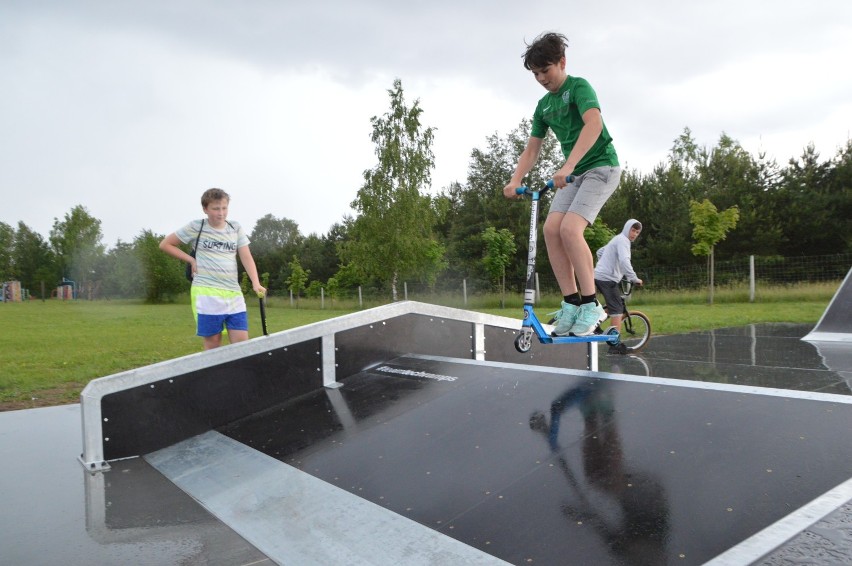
xmin=1 ymin=288 xmax=851 ymax=565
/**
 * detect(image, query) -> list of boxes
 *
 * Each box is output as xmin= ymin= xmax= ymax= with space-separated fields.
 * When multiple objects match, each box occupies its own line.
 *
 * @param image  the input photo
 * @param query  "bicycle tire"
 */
xmin=619 ymin=311 xmax=651 ymax=352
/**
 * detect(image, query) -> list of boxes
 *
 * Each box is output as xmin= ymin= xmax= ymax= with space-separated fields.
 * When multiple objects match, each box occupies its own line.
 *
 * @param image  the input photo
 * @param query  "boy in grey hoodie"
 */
xmin=595 ymin=219 xmax=643 ymax=339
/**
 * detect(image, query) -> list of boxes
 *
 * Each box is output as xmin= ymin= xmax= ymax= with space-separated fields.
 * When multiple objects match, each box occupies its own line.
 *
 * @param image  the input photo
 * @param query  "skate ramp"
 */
xmin=803 ymin=266 xmax=852 ymax=343
xmin=79 ymin=301 xmax=590 ymax=470
xmin=141 ymin=354 xmax=852 ymax=565
xmin=65 ymin=303 xmax=852 ymax=565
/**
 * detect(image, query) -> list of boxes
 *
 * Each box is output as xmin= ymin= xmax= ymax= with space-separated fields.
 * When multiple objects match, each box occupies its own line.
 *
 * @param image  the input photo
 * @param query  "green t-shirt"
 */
xmin=530 ymin=76 xmax=619 ymax=174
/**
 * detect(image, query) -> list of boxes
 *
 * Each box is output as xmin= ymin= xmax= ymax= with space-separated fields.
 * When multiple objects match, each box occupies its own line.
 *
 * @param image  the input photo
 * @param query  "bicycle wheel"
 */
xmin=619 ymin=311 xmax=651 ymax=352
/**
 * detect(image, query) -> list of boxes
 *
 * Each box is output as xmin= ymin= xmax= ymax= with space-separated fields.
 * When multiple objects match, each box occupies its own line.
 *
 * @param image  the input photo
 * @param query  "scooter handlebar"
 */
xmin=515 ymin=176 xmax=574 ymax=196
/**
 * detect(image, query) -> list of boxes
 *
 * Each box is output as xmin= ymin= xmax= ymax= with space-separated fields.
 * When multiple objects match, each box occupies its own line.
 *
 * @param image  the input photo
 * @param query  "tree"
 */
xmin=698 ymin=133 xmax=779 ymax=257
xmin=647 ymin=129 xmax=707 ymax=267
xmin=299 ymin=233 xmax=336 ymax=285
xmin=12 ymin=222 xmax=57 ymax=295
xmin=285 ymin=255 xmax=309 ymax=301
xmin=771 ymin=142 xmax=849 ymax=256
xmin=342 ymin=78 xmax=445 ymax=300
xmin=249 ymin=214 xmax=303 ymax=293
xmin=326 ymin=276 xmax=340 ymax=304
xmin=482 ymin=226 xmax=516 ymax=307
xmin=584 ymin=220 xmax=616 ymax=258
xmin=689 ymin=199 xmax=740 ymax=303
xmin=827 ymin=139 xmax=852 ymax=252
xmin=100 ymin=240 xmax=145 ymax=298
xmin=438 ymin=119 xmax=562 ymax=293
xmin=135 ymin=230 xmax=186 ymax=302
xmin=49 ymin=205 xmax=105 ymax=295
xmin=0 ymin=222 xmax=14 ymax=282
xmin=250 ymin=214 xmax=302 ymax=255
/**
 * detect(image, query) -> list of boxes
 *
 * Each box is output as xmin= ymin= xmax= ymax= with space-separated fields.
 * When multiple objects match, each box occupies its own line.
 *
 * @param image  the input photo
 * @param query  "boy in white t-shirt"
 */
xmin=160 ymin=188 xmax=265 ymax=350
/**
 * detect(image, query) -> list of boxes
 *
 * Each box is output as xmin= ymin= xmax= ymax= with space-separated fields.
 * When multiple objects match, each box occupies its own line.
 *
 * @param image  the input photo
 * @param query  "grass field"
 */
xmin=0 ymin=282 xmax=836 ymax=411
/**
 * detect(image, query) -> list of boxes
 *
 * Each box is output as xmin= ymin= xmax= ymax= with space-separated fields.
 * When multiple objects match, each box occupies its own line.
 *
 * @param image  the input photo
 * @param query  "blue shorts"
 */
xmin=191 ymin=286 xmax=248 ymax=337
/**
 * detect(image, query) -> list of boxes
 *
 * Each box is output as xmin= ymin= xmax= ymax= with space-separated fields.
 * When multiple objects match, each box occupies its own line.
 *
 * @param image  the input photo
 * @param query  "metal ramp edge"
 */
xmin=145 ymin=430 xmax=511 ymax=566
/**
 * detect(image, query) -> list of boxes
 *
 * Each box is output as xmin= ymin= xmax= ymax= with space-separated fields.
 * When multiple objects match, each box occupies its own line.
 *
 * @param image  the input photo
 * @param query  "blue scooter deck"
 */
xmin=540 ymin=333 xmax=618 ymax=345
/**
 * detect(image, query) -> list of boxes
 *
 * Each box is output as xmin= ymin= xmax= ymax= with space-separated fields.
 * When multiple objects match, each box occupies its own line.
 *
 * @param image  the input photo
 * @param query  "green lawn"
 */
xmin=0 ymin=288 xmax=832 ymax=410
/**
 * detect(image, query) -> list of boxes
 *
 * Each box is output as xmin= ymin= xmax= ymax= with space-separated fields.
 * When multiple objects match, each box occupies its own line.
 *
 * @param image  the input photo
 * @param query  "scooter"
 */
xmin=513 ymin=179 xmax=621 ymax=353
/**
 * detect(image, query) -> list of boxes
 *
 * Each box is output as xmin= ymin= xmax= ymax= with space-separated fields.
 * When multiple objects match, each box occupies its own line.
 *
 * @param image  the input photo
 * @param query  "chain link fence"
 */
xmin=636 ymin=253 xmax=852 ymax=291
xmin=288 ymin=253 xmax=851 ymax=306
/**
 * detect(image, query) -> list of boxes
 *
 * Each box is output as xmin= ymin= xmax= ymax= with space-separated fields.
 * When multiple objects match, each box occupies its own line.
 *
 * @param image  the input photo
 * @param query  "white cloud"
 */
xmin=2 ymin=1 xmax=851 ymax=245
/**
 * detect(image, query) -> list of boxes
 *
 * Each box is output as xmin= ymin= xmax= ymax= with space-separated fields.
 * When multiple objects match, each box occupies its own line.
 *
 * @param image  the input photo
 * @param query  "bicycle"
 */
xmin=599 ymin=278 xmax=651 ymax=353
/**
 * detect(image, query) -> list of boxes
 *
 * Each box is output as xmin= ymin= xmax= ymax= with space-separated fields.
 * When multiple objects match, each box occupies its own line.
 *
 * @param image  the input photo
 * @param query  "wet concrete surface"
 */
xmin=1 ymin=322 xmax=850 ymax=565
xmin=0 ymin=404 xmax=271 ymax=566
xmin=598 ymin=323 xmax=851 ymax=396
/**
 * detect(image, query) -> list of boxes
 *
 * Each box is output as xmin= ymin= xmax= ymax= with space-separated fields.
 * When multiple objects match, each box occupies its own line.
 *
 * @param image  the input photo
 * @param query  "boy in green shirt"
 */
xmin=503 ymin=32 xmax=621 ymax=336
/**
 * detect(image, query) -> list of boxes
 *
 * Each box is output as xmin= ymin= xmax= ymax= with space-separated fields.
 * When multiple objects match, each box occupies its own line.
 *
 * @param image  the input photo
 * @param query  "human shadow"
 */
xmin=530 ymin=380 xmax=671 ymax=565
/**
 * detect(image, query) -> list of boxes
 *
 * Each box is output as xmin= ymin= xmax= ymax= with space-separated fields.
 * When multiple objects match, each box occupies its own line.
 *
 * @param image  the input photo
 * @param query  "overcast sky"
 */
xmin=2 ymin=0 xmax=851 ymax=247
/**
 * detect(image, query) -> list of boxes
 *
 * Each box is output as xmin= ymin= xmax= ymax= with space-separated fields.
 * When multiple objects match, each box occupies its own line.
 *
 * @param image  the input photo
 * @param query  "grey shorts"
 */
xmin=596 ymin=279 xmax=625 ymax=315
xmin=548 ymin=165 xmax=622 ymax=224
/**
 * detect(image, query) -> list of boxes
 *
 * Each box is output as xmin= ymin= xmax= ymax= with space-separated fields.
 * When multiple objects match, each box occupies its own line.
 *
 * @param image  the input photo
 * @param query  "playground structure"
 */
xmin=0 ymin=278 xmax=81 ymax=301
xmin=1 ymin=280 xmax=25 ymax=302
xmin=53 ymin=277 xmax=76 ymax=300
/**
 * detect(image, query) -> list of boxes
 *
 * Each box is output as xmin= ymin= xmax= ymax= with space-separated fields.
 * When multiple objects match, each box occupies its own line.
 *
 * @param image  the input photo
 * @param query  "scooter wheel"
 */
xmin=514 ymin=332 xmax=533 ymax=353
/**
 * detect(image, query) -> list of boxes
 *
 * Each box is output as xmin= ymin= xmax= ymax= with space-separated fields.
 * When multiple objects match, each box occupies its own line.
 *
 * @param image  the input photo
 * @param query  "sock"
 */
xmin=564 ymin=294 xmax=581 ymax=306
xmin=580 ymin=294 xmax=597 ymax=305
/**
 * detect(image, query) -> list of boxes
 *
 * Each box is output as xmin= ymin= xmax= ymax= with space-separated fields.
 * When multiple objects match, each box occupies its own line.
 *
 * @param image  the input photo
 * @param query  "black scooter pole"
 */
xmin=259 ymin=294 xmax=268 ymax=336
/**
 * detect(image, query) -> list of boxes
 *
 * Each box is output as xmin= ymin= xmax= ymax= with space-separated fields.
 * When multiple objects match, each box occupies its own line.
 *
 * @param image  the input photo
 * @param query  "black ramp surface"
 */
xmin=220 ymin=356 xmax=852 ymax=566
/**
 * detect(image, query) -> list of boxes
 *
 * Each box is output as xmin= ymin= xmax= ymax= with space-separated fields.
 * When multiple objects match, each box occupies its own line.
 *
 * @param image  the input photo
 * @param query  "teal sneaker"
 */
xmin=551 ymin=302 xmax=580 ymax=336
xmin=569 ymin=302 xmax=607 ymax=336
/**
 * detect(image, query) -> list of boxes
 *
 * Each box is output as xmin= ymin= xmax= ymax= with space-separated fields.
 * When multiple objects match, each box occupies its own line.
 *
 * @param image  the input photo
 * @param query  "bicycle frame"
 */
xmin=514 ymin=180 xmax=620 ymax=353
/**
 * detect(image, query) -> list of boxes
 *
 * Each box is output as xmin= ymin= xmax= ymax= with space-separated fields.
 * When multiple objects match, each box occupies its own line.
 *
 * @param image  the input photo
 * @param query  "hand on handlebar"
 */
xmin=502 ymin=183 xmax=523 ymax=199
xmin=551 ymin=172 xmax=575 ymax=189
xmin=505 ymin=175 xmax=575 ymax=199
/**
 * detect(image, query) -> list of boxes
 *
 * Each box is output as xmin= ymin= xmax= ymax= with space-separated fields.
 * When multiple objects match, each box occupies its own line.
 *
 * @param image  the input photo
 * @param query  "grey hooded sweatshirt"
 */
xmin=594 ymin=219 xmax=641 ymax=284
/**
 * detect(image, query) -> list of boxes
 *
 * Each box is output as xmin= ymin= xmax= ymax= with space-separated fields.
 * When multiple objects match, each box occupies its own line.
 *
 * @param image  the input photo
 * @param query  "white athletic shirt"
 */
xmin=176 ymin=219 xmax=250 ymax=292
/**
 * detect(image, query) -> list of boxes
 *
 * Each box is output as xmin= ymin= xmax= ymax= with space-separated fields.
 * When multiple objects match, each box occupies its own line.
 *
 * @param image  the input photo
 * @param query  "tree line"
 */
xmin=1 ymin=80 xmax=850 ymax=302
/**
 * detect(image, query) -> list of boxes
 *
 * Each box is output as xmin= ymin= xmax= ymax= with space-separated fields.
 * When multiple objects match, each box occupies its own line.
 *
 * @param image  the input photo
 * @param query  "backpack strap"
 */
xmin=192 ymin=219 xmax=205 ymax=252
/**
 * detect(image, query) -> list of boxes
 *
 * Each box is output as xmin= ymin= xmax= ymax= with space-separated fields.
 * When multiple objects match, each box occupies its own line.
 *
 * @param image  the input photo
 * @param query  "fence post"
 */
xmin=358 ymin=286 xmax=363 ymax=309
xmin=321 ymin=287 xmax=325 ymax=309
xmin=749 ymin=255 xmax=755 ymax=302
xmin=404 ymin=281 xmax=408 ymax=301
xmin=290 ymin=290 xmax=294 ymax=306
xmin=463 ymin=279 xmax=467 ymax=306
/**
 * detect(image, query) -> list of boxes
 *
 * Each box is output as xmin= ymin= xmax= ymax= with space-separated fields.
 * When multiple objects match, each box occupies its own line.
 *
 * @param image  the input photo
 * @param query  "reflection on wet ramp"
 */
xmin=68 ymin=302 xmax=852 ymax=565
xmin=202 ymin=354 xmax=852 ymax=565
xmin=599 ymin=323 xmax=852 ymax=395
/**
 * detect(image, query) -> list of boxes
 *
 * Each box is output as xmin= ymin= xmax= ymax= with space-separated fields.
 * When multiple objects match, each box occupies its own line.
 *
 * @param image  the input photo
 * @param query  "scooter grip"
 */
xmin=546 ymin=175 xmax=576 ymax=189
xmin=517 ymin=175 xmax=576 ymax=195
